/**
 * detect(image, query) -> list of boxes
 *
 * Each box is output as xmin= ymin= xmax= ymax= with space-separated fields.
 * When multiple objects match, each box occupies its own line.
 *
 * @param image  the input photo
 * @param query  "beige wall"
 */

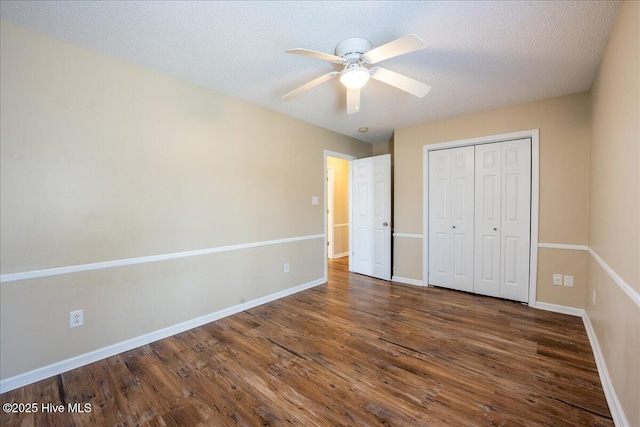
xmin=327 ymin=156 xmax=350 ymax=256
xmin=372 ymin=140 xmax=393 ymax=156
xmin=0 ymin=21 xmax=371 ymax=380
xmin=589 ymin=1 xmax=639 ymax=294
xmin=536 ymin=249 xmax=588 ymax=308
xmin=586 ymin=2 xmax=639 ymax=425
xmin=394 ymin=92 xmax=591 ymax=307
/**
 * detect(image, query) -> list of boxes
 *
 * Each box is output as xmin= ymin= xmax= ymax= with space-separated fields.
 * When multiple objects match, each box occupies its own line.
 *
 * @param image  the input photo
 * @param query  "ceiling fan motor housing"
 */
xmin=335 ymin=37 xmax=373 ymax=61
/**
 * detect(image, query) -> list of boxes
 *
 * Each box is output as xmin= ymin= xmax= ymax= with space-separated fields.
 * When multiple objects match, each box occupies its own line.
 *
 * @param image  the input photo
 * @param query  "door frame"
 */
xmin=422 ymin=129 xmax=540 ymax=307
xmin=324 ymin=150 xmax=356 ymax=281
xmin=327 ymin=165 xmax=335 ymax=259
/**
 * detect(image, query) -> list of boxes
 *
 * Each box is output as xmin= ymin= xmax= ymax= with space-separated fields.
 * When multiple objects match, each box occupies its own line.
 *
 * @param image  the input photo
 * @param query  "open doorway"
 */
xmin=327 ymin=157 xmax=350 ymax=260
xmin=327 ymin=165 xmax=335 ymax=258
xmin=324 ymin=151 xmax=355 ymax=280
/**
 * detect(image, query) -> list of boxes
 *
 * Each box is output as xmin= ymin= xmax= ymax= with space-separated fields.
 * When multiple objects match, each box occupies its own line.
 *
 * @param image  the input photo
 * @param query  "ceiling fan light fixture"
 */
xmin=284 ymin=34 xmax=429 ymax=114
xmin=340 ymin=67 xmax=370 ymax=89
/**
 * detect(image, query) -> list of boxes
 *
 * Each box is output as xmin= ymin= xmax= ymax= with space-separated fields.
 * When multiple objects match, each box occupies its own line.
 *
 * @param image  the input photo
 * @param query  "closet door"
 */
xmin=428 ymin=150 xmax=451 ymax=288
xmin=473 ymin=138 xmax=531 ymax=302
xmin=428 ymin=146 xmax=474 ymax=292
xmin=499 ymin=139 xmax=531 ymax=302
xmin=474 ymin=143 xmax=502 ymax=297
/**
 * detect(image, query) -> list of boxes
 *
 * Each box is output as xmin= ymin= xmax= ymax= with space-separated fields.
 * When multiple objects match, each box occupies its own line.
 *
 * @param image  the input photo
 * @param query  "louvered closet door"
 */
xmin=428 ymin=146 xmax=474 ymax=292
xmin=474 ymin=138 xmax=531 ymax=302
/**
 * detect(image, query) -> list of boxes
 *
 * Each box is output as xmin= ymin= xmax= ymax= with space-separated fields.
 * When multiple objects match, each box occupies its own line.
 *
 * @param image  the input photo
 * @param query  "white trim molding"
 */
xmin=0 ymin=277 xmax=326 ymax=394
xmin=0 ymin=234 xmax=324 ymax=284
xmin=538 ymin=242 xmax=589 ymax=251
xmin=393 ymin=233 xmax=423 ymax=239
xmin=333 ymin=252 xmax=349 ymax=259
xmin=334 ymin=223 xmax=349 ymax=228
xmin=582 ymin=313 xmax=629 ymax=427
xmin=537 ymin=243 xmax=639 ymax=308
xmin=422 ymin=129 xmax=540 ymax=307
xmin=534 ymin=302 xmax=585 ymax=317
xmin=587 ymin=247 xmax=640 ymax=309
xmin=392 ymin=276 xmax=424 ymax=287
xmin=535 ymin=296 xmax=635 ymax=425
xmin=529 ymin=300 xmax=631 ymax=425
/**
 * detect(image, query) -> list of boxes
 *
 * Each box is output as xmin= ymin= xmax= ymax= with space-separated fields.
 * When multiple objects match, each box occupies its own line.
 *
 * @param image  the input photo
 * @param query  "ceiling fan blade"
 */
xmin=282 ymin=72 xmax=339 ymax=100
xmin=347 ymin=88 xmax=361 ymax=115
xmin=286 ymin=48 xmax=345 ymax=63
xmin=363 ymin=34 xmax=426 ymax=64
xmin=371 ymin=67 xmax=431 ymax=98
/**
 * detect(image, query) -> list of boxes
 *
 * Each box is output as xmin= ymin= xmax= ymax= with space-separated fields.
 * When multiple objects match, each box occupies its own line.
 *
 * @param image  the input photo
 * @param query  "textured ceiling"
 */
xmin=0 ymin=1 xmax=621 ymax=143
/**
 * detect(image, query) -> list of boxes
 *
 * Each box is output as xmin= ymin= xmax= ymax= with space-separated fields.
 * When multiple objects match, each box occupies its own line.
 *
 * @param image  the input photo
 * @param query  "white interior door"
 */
xmin=499 ymin=139 xmax=531 ymax=302
xmin=474 ymin=143 xmax=502 ymax=297
xmin=428 ymin=150 xmax=451 ymax=287
xmin=474 ymin=139 xmax=531 ymax=302
xmin=428 ymin=146 xmax=474 ymax=292
xmin=351 ymin=154 xmax=391 ymax=280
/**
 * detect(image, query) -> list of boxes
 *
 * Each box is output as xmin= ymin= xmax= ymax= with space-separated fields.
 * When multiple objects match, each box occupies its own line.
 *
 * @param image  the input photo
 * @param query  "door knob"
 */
xmin=493 ymin=228 xmax=497 ymax=231
xmin=383 ymin=222 xmax=389 ymax=226
xmin=452 ymin=226 xmax=456 ymax=229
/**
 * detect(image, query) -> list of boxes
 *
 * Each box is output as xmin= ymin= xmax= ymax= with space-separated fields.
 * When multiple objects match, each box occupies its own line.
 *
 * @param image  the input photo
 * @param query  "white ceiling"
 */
xmin=0 ymin=1 xmax=621 ymax=144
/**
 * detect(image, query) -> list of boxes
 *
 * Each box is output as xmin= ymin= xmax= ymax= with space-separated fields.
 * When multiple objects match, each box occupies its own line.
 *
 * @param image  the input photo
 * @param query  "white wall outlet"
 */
xmin=284 ymin=263 xmax=290 ymax=273
xmin=311 ymin=196 xmax=319 ymax=205
xmin=70 ymin=309 xmax=84 ymax=328
xmin=592 ymin=290 xmax=596 ymax=305
xmin=553 ymin=274 xmax=563 ymax=286
xmin=563 ymin=275 xmax=574 ymax=287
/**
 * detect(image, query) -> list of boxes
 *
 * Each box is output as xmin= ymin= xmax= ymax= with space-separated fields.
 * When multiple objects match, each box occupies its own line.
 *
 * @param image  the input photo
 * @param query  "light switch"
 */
xmin=553 ymin=274 xmax=562 ymax=286
xmin=311 ymin=196 xmax=319 ymax=205
xmin=563 ymin=275 xmax=574 ymax=287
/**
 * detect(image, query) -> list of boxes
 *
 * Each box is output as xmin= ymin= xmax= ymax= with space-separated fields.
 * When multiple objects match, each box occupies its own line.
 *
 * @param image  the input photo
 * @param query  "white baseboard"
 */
xmin=534 ymin=301 xmax=585 ymax=317
xmin=582 ymin=313 xmax=628 ymax=427
xmin=0 ymin=277 xmax=326 ymax=394
xmin=528 ymin=301 xmax=628 ymax=425
xmin=332 ymin=252 xmax=349 ymax=259
xmin=391 ymin=276 xmax=424 ymax=287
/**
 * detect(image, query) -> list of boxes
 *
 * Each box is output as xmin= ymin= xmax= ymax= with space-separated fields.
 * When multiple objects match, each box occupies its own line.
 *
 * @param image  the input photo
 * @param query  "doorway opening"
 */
xmin=324 ymin=151 xmax=355 ymax=281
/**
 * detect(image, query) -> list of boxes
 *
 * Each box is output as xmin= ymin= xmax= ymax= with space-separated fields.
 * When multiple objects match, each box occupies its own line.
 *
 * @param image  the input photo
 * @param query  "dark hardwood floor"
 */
xmin=1 ymin=257 xmax=612 ymax=426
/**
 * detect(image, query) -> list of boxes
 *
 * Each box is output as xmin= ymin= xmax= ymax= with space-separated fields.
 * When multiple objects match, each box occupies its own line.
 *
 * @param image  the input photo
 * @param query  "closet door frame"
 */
xmin=422 ymin=129 xmax=540 ymax=307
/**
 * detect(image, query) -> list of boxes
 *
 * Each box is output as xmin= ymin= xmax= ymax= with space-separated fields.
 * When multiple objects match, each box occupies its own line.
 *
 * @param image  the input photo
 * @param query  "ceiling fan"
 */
xmin=282 ymin=35 xmax=431 ymax=114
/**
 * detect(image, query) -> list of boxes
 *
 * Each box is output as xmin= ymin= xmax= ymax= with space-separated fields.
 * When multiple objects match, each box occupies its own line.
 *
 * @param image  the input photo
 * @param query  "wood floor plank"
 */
xmin=1 ymin=257 xmax=613 ymax=426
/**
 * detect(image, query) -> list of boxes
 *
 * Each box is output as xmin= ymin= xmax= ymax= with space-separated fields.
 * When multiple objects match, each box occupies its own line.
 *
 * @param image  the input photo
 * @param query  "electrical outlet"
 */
xmin=563 ymin=275 xmax=574 ymax=287
xmin=284 ymin=263 xmax=290 ymax=273
xmin=70 ymin=310 xmax=84 ymax=328
xmin=592 ymin=290 xmax=596 ymax=305
xmin=553 ymin=274 xmax=563 ymax=286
